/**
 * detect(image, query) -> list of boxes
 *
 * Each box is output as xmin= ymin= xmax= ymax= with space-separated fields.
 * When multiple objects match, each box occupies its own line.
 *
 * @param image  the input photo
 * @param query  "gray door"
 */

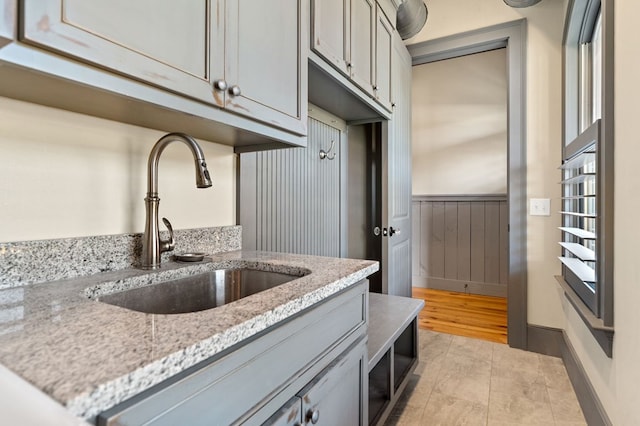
xmin=381 ymin=34 xmax=412 ymax=297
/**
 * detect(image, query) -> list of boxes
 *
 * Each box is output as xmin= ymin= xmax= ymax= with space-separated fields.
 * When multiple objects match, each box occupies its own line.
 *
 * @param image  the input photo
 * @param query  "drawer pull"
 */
xmin=213 ymin=79 xmax=227 ymax=91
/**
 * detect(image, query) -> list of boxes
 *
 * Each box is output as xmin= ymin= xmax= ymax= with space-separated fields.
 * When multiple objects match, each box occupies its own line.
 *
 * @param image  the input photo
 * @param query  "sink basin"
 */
xmin=98 ymin=268 xmax=301 ymax=314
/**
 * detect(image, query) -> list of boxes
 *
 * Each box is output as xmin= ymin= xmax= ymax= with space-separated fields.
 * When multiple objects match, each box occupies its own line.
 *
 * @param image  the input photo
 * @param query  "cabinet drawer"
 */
xmin=98 ymin=281 xmax=368 ymax=426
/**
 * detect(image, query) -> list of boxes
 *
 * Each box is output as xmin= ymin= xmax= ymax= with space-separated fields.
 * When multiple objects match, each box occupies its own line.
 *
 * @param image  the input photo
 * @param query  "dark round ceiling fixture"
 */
xmin=397 ymin=0 xmax=428 ymax=40
xmin=503 ymin=0 xmax=542 ymax=7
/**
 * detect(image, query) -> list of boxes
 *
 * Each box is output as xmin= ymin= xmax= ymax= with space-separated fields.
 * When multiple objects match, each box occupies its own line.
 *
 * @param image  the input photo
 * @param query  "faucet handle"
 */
xmin=160 ymin=217 xmax=176 ymax=253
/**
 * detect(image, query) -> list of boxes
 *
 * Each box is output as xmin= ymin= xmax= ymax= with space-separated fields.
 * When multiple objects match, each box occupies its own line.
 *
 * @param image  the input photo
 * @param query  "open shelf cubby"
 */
xmin=367 ymin=293 xmax=424 ymax=426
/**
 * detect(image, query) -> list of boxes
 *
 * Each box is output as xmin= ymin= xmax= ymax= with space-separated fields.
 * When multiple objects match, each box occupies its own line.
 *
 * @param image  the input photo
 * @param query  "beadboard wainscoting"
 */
xmin=239 ymin=107 xmax=345 ymax=257
xmin=411 ymin=195 xmax=508 ymax=297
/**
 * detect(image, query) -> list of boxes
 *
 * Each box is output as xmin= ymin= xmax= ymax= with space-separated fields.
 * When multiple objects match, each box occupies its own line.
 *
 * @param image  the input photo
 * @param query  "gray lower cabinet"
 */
xmin=262 ymin=397 xmax=302 ymax=426
xmin=97 ymin=281 xmax=368 ymax=426
xmin=262 ymin=338 xmax=367 ymax=426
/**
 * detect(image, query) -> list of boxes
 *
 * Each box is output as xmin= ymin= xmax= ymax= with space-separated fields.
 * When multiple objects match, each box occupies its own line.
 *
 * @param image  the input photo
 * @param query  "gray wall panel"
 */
xmin=413 ymin=196 xmax=508 ymax=297
xmin=470 ymin=202 xmax=486 ymax=283
xmin=484 ymin=201 xmax=501 ymax=285
xmin=457 ymin=202 xmax=472 ymax=282
xmin=411 ymin=202 xmax=421 ymax=280
xmin=444 ymin=202 xmax=458 ymax=280
xmin=429 ymin=202 xmax=445 ymax=278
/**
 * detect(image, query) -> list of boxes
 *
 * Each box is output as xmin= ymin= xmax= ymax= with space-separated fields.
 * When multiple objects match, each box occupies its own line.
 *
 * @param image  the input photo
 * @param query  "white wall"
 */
xmin=408 ymin=0 xmax=567 ymax=329
xmin=0 ymin=96 xmax=236 ymax=242
xmin=559 ymin=1 xmax=640 ymax=424
xmin=412 ymin=48 xmax=507 ymax=195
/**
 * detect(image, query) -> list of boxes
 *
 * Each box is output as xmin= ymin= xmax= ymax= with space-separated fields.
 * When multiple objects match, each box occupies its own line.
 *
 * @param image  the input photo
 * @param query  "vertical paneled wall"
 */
xmin=411 ymin=195 xmax=508 ymax=297
xmin=239 ymin=112 xmax=344 ymax=257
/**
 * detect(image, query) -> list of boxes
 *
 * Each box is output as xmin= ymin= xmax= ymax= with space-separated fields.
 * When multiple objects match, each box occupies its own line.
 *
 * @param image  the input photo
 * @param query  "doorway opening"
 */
xmin=410 ymin=48 xmax=509 ymax=343
xmin=345 ymin=122 xmax=383 ymax=293
xmin=408 ymin=20 xmax=528 ymax=349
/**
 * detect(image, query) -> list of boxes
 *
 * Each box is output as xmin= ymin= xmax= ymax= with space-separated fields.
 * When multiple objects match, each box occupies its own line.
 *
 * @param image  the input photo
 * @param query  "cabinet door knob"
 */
xmin=373 ymin=85 xmax=378 ymax=91
xmin=213 ymin=79 xmax=227 ymax=91
xmin=306 ymin=408 xmax=320 ymax=424
xmin=229 ymin=85 xmax=242 ymax=97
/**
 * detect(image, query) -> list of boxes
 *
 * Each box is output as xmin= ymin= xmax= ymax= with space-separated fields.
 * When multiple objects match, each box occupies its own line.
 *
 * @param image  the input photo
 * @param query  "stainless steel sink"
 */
xmin=98 ymin=269 xmax=301 ymax=314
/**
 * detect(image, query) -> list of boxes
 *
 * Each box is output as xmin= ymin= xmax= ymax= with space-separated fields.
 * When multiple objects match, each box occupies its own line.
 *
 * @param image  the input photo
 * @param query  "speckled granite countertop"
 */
xmin=0 ymin=250 xmax=378 ymax=421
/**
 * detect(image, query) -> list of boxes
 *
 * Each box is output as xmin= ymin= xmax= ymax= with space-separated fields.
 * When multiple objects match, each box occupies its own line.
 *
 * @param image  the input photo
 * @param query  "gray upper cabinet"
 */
xmin=216 ymin=0 xmax=307 ymax=136
xmin=1 ymin=0 xmax=307 ymax=150
xmin=311 ymin=0 xmax=375 ymax=95
xmin=310 ymin=0 xmax=349 ymax=75
xmin=311 ymin=0 xmax=393 ymax=112
xmin=349 ymin=0 xmax=375 ymax=96
xmin=374 ymin=5 xmax=393 ymax=110
xmin=20 ymin=0 xmax=306 ymax=137
xmin=21 ymin=0 xmax=217 ymax=106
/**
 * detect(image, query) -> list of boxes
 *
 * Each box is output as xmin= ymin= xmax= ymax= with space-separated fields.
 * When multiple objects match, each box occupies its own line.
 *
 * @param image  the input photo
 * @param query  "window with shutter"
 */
xmin=558 ymin=0 xmax=613 ymax=357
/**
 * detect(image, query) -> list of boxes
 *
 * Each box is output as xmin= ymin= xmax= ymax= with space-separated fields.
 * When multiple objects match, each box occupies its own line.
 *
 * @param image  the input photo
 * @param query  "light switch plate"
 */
xmin=530 ymin=198 xmax=551 ymax=216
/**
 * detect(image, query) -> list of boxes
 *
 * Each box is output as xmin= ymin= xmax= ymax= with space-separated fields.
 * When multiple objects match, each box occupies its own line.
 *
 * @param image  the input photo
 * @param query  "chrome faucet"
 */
xmin=141 ymin=133 xmax=212 ymax=269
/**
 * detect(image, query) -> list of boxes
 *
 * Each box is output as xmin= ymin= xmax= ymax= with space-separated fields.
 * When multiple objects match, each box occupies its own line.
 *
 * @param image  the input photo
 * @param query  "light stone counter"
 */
xmin=0 ymin=249 xmax=378 ymax=421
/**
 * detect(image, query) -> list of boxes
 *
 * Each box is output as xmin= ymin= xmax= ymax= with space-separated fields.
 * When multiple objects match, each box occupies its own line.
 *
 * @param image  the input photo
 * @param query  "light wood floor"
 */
xmin=412 ymin=287 xmax=508 ymax=344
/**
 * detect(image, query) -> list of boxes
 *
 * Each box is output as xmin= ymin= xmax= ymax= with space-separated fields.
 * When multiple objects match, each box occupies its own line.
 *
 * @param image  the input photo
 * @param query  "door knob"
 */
xmin=389 ymin=227 xmax=400 ymax=236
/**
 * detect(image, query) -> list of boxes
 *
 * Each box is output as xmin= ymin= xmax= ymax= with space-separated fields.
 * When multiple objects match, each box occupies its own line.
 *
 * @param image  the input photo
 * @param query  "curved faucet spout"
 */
xmin=147 ymin=133 xmax=213 ymax=196
xmin=141 ymin=133 xmax=213 ymax=270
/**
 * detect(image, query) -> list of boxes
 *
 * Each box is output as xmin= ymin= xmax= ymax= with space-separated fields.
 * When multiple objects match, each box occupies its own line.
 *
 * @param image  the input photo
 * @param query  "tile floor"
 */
xmin=384 ymin=329 xmax=587 ymax=426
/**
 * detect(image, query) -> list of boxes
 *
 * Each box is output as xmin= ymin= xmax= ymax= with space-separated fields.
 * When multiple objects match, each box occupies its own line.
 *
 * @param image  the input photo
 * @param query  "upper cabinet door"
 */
xmin=20 ymin=0 xmax=217 ymax=105
xmin=311 ymin=0 xmax=349 ymax=75
xmin=224 ymin=0 xmax=307 ymax=136
xmin=374 ymin=5 xmax=393 ymax=111
xmin=349 ymin=0 xmax=375 ymax=95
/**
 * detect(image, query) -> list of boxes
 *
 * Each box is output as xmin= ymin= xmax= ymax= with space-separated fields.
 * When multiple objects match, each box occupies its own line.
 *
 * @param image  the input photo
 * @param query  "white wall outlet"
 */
xmin=529 ymin=198 xmax=551 ymax=216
